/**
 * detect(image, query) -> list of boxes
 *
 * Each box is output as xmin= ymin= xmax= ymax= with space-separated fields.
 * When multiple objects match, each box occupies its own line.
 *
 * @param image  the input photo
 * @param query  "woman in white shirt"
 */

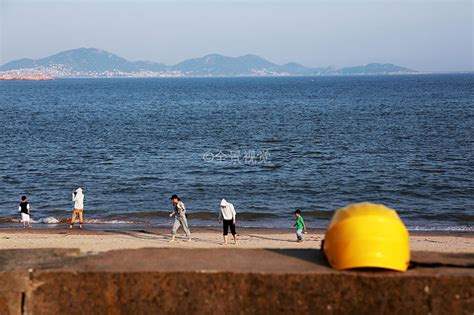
xmin=218 ymin=199 xmax=237 ymax=245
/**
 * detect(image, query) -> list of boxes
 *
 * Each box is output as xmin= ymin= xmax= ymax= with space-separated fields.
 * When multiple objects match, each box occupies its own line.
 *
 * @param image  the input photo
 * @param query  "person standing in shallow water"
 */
xmin=169 ymin=194 xmax=191 ymax=242
xmin=18 ymin=195 xmax=32 ymax=228
xmin=69 ymin=188 xmax=84 ymax=229
xmin=218 ymin=199 xmax=237 ymax=245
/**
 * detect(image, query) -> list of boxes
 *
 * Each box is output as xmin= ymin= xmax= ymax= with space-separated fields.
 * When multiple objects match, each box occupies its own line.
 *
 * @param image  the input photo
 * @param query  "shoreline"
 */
xmin=0 ymin=226 xmax=473 ymax=236
xmin=0 ymin=217 xmax=474 ymax=235
xmin=1 ymin=224 xmax=473 ymax=236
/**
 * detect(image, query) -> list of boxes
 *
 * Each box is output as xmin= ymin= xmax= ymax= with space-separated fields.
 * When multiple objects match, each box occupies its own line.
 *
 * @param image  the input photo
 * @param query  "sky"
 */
xmin=0 ymin=0 xmax=472 ymax=72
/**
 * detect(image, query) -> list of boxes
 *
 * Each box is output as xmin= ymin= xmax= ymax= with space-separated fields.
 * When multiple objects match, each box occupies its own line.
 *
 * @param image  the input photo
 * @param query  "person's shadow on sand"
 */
xmin=266 ymin=248 xmax=329 ymax=266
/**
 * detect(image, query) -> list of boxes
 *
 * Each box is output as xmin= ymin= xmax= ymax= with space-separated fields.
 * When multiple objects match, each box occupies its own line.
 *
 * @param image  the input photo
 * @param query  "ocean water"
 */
xmin=1 ymin=75 xmax=473 ymax=231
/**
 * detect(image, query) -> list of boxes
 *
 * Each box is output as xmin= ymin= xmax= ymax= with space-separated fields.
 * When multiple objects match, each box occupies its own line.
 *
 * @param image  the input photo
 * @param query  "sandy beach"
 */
xmin=0 ymin=227 xmax=472 ymax=253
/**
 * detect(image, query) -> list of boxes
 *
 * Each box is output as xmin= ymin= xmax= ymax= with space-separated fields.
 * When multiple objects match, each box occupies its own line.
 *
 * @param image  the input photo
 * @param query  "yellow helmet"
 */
xmin=323 ymin=202 xmax=410 ymax=272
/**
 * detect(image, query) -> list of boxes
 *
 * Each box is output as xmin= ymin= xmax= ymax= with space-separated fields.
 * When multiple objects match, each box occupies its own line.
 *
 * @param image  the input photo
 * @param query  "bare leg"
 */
xmin=223 ymin=235 xmax=228 ymax=245
xmin=70 ymin=210 xmax=78 ymax=228
xmin=169 ymin=234 xmax=176 ymax=242
xmin=78 ymin=210 xmax=83 ymax=229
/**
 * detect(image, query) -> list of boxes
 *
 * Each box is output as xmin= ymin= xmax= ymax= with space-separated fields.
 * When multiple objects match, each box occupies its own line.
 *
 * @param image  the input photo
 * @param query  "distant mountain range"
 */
xmin=0 ymin=48 xmax=418 ymax=78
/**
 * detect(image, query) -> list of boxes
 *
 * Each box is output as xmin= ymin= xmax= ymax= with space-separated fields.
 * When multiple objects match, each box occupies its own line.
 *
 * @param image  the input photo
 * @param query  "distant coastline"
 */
xmin=0 ymin=74 xmax=54 ymax=81
xmin=0 ymin=47 xmax=422 ymax=79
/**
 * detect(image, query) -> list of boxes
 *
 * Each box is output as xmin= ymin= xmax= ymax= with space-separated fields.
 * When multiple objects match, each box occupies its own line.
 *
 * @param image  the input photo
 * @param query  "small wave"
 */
xmin=1 ymin=215 xmax=472 ymax=232
xmin=408 ymin=225 xmax=474 ymax=232
xmin=105 ymin=211 xmax=170 ymax=220
xmin=45 ymin=209 xmax=69 ymax=215
xmin=105 ymin=210 xmax=333 ymax=222
xmin=300 ymin=210 xmax=335 ymax=219
xmin=193 ymin=210 xmax=333 ymax=221
xmin=0 ymin=217 xmax=18 ymax=223
xmin=236 ymin=212 xmax=280 ymax=220
xmin=187 ymin=212 xmax=218 ymax=220
xmin=258 ymin=138 xmax=284 ymax=144
xmin=5 ymin=216 xmax=137 ymax=225
xmin=0 ymin=216 xmax=66 ymax=224
xmin=85 ymin=219 xmax=136 ymax=224
xmin=130 ymin=176 xmax=161 ymax=182
xmin=407 ymin=212 xmax=474 ymax=222
xmin=33 ymin=217 xmax=61 ymax=224
xmin=187 ymin=211 xmax=279 ymax=220
xmin=104 ymin=210 xmax=283 ymax=221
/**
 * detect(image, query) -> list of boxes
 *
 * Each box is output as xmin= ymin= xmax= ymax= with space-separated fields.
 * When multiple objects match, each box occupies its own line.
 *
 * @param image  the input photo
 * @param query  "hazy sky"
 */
xmin=0 ymin=0 xmax=472 ymax=72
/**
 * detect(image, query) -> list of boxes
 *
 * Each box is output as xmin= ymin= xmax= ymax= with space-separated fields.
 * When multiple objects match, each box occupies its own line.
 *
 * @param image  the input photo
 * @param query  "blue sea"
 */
xmin=1 ymin=75 xmax=473 ymax=231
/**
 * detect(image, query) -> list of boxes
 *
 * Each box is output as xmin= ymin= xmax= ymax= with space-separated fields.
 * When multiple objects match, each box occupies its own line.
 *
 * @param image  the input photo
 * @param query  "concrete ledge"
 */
xmin=0 ymin=248 xmax=473 ymax=315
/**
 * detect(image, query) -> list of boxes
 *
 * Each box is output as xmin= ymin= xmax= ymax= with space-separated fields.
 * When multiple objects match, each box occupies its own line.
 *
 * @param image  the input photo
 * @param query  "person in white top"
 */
xmin=69 ymin=187 xmax=84 ymax=229
xmin=218 ymin=199 xmax=237 ymax=245
xmin=18 ymin=195 xmax=31 ymax=228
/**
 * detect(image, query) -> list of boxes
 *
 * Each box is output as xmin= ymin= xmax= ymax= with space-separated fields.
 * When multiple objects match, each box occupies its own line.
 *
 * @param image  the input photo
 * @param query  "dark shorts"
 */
xmin=223 ymin=219 xmax=236 ymax=236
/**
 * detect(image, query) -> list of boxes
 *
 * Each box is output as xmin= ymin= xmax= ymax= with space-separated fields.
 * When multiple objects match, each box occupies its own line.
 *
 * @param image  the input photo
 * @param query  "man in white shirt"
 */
xmin=218 ymin=199 xmax=237 ymax=245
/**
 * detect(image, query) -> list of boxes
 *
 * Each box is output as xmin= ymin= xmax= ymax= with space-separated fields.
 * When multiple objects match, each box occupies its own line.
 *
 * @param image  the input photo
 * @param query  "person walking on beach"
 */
xmin=169 ymin=194 xmax=191 ymax=242
xmin=69 ymin=187 xmax=84 ymax=229
xmin=294 ymin=209 xmax=307 ymax=242
xmin=18 ymin=195 xmax=32 ymax=228
xmin=218 ymin=199 xmax=237 ymax=245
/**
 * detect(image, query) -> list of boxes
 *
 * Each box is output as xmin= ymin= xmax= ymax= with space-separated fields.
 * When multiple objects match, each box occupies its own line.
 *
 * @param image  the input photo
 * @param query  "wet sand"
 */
xmin=0 ymin=227 xmax=472 ymax=253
